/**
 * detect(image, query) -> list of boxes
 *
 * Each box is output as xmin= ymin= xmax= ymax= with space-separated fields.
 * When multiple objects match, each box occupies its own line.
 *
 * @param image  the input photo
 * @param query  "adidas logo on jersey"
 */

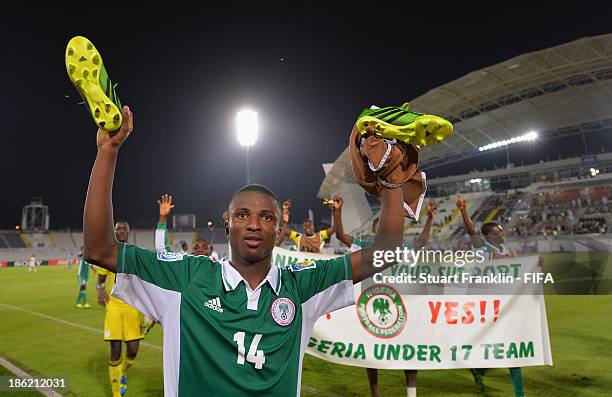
xmin=204 ymin=297 xmax=224 ymax=313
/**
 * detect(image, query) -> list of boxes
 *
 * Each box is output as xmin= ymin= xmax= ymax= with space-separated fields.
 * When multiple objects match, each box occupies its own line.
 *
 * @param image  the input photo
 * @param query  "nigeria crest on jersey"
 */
xmin=356 ymin=285 xmax=406 ymax=338
xmin=270 ymin=297 xmax=296 ymax=326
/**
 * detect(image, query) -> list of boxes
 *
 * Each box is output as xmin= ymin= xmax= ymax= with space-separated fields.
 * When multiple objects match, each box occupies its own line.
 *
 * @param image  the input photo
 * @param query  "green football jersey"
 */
xmin=113 ymin=244 xmax=354 ymax=396
xmin=473 ymin=239 xmax=515 ymax=260
xmin=77 ymin=258 xmax=89 ymax=284
xmin=154 ymin=222 xmax=172 ymax=252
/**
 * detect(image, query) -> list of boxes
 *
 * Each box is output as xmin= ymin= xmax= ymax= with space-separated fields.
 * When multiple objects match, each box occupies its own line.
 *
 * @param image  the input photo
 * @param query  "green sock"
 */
xmin=76 ymin=290 xmax=86 ymax=305
xmin=509 ymin=367 xmax=524 ymax=397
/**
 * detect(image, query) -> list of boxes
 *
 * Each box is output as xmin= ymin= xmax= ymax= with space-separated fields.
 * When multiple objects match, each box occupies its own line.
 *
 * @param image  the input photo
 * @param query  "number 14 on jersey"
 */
xmin=233 ymin=331 xmax=266 ymax=369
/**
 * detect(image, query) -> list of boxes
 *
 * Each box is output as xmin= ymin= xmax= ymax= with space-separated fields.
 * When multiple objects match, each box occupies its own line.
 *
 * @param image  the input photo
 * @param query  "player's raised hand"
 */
xmin=157 ymin=194 xmax=175 ymax=217
xmin=96 ymin=105 xmax=133 ymax=151
xmin=456 ymin=193 xmax=466 ymax=210
xmin=333 ymin=195 xmax=344 ymax=210
xmin=281 ymin=199 xmax=291 ymax=224
xmin=427 ymin=201 xmax=438 ymax=217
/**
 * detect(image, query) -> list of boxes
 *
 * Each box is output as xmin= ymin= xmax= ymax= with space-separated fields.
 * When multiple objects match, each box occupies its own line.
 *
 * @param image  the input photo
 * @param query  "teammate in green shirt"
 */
xmin=456 ymin=193 xmax=524 ymax=397
xmin=333 ymin=194 xmax=438 ymax=397
xmin=75 ymin=251 xmax=94 ymax=308
xmin=154 ymin=193 xmax=213 ymax=256
xmin=82 ymin=106 xmax=406 ymax=396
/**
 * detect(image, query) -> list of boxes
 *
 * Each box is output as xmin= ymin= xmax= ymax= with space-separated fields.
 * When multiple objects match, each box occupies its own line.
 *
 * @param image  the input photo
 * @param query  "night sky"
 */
xmin=3 ymin=6 xmax=612 ymax=229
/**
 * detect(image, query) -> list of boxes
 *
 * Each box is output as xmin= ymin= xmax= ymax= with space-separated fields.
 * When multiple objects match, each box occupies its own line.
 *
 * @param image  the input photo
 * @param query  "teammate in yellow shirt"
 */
xmin=97 ymin=221 xmax=144 ymax=397
xmin=276 ymin=198 xmax=335 ymax=253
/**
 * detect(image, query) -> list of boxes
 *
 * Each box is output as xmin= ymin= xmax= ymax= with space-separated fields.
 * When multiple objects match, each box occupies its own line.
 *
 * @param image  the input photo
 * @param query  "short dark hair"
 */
xmin=229 ymin=184 xmax=281 ymax=215
xmin=303 ymin=219 xmax=313 ymax=224
xmin=481 ymin=222 xmax=501 ymax=236
xmin=114 ymin=220 xmax=130 ymax=230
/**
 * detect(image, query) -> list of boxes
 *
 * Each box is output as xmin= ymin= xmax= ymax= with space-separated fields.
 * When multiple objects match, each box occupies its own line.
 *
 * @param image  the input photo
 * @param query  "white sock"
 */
xmin=407 ymin=387 xmax=416 ymax=397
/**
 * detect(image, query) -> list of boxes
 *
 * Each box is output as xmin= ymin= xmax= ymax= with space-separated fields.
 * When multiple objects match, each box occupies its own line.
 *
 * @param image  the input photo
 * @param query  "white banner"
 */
xmin=272 ymin=247 xmax=553 ymax=369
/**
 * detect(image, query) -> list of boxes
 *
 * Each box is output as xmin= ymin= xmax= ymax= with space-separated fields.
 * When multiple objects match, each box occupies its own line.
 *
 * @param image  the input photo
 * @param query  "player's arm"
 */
xmin=276 ymin=199 xmax=294 ymax=246
xmin=83 ymin=106 xmax=134 ymax=272
xmin=456 ymin=193 xmax=483 ymax=247
xmin=276 ymin=224 xmax=294 ymax=246
xmin=97 ymin=273 xmax=109 ymax=306
xmin=413 ymin=201 xmax=438 ymax=250
xmin=349 ymin=187 xmax=404 ymax=283
xmin=332 ymin=195 xmax=353 ymax=247
xmin=155 ymin=194 xmax=174 ymax=251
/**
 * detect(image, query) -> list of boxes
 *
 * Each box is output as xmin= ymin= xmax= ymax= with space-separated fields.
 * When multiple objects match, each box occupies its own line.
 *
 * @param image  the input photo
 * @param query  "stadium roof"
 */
xmin=319 ymin=33 xmax=612 ymax=198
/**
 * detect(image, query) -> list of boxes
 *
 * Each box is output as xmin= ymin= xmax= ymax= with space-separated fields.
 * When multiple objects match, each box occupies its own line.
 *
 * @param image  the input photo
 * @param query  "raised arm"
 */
xmin=456 ymin=193 xmax=483 ymax=247
xmin=276 ymin=199 xmax=295 ymax=246
xmin=350 ymin=187 xmax=404 ymax=283
xmin=332 ymin=195 xmax=353 ymax=247
xmin=155 ymin=194 xmax=175 ymax=251
xmin=413 ymin=201 xmax=438 ymax=250
xmin=83 ymin=106 xmax=134 ymax=272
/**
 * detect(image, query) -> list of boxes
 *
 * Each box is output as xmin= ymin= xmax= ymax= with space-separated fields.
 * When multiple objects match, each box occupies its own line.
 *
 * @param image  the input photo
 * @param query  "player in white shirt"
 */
xmin=28 ymin=254 xmax=37 ymax=273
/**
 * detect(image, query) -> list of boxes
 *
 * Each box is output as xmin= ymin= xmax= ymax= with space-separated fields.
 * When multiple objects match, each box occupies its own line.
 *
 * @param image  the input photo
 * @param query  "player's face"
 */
xmin=228 ymin=191 xmax=281 ymax=264
xmin=303 ymin=220 xmax=314 ymax=236
xmin=486 ymin=225 xmax=505 ymax=245
xmin=115 ymin=223 xmax=129 ymax=243
xmin=193 ymin=240 xmax=211 ymax=256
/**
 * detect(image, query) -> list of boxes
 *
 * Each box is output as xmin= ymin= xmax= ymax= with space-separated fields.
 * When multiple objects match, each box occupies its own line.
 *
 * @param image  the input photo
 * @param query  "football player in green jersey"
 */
xmin=75 ymin=251 xmax=94 ymax=308
xmin=456 ymin=193 xmax=524 ymax=397
xmin=83 ymin=106 xmax=406 ymax=397
xmin=154 ymin=193 xmax=212 ymax=256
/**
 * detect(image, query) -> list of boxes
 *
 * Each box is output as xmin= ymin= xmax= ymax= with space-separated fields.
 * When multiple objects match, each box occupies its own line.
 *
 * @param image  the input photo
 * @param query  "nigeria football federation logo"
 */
xmin=356 ymin=285 xmax=406 ymax=338
xmin=271 ymin=297 xmax=296 ymax=327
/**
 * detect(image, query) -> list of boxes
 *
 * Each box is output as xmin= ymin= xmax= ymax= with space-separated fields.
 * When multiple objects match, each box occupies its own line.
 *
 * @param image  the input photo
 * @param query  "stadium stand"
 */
xmin=0 ymin=228 xmax=231 ymax=262
xmin=23 ymin=233 xmax=52 ymax=249
xmin=1 ymin=232 xmax=27 ymax=248
xmin=49 ymin=231 xmax=77 ymax=251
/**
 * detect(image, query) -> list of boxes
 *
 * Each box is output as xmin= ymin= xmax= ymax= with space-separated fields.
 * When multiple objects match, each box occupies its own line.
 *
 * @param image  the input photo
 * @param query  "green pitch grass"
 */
xmin=0 ymin=256 xmax=611 ymax=396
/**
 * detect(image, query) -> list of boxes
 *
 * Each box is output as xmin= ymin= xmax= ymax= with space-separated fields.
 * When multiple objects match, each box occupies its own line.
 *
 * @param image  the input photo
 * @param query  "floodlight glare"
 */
xmin=470 ymin=178 xmax=482 ymax=183
xmin=236 ymin=110 xmax=258 ymax=146
xmin=479 ymin=131 xmax=538 ymax=152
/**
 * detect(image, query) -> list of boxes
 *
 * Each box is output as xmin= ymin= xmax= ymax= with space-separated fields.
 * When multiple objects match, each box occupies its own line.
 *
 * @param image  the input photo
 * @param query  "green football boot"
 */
xmin=357 ymin=103 xmax=453 ymax=146
xmin=65 ymin=36 xmax=122 ymax=132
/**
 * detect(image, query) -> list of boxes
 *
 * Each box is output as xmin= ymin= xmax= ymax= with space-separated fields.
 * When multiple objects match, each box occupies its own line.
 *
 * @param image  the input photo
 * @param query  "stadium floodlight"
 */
xmin=236 ymin=109 xmax=258 ymax=184
xmin=236 ymin=110 xmax=258 ymax=147
xmin=590 ymin=168 xmax=600 ymax=177
xmin=470 ymin=178 xmax=482 ymax=184
xmin=479 ymin=131 xmax=538 ymax=152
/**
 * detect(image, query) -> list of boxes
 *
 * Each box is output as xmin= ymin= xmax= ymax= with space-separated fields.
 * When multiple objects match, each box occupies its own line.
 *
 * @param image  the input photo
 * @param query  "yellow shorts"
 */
xmin=103 ymin=305 xmax=144 ymax=341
